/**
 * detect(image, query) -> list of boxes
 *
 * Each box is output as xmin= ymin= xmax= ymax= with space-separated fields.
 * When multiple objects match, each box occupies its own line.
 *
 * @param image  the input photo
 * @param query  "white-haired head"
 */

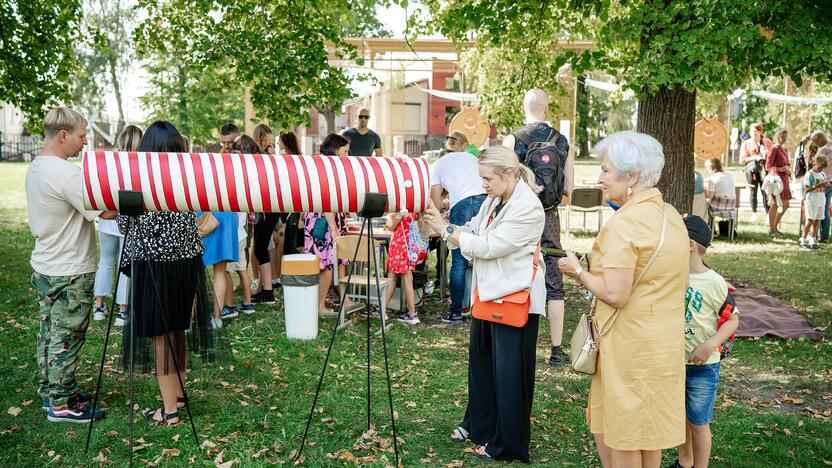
xmin=593 ymin=131 xmax=665 ymax=187
xmin=523 ymin=88 xmax=548 ymax=120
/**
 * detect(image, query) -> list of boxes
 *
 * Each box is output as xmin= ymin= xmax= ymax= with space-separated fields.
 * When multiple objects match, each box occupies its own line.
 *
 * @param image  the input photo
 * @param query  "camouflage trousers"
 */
xmin=32 ymin=271 xmax=95 ymax=408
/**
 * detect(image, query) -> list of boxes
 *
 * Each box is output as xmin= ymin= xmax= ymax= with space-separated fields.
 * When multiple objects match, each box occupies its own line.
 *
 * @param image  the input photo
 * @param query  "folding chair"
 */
xmin=566 ymin=187 xmax=604 ymax=235
xmin=332 ymin=235 xmax=394 ymax=328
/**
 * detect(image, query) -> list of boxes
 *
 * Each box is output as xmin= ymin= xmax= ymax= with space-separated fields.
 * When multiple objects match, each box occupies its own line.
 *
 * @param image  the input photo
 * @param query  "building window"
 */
xmin=445 ymin=106 xmax=461 ymax=129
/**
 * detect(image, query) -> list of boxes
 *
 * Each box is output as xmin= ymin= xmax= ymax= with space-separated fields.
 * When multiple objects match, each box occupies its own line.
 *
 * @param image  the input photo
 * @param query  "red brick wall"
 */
xmin=428 ymin=72 xmax=461 ymax=136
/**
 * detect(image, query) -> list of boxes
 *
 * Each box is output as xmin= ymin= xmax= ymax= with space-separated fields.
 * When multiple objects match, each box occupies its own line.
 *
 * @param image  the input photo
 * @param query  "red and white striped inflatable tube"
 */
xmin=81 ymin=151 xmax=431 ymax=213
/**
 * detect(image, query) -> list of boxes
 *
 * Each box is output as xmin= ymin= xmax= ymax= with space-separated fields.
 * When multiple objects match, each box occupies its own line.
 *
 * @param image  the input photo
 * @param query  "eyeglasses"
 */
xmin=358 ymin=115 xmax=370 ymax=119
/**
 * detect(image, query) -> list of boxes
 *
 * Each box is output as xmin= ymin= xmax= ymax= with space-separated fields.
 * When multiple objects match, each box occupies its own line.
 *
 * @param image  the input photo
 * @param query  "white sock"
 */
xmin=800 ymin=237 xmax=806 ymax=245
xmin=809 ymin=236 xmax=817 ymax=245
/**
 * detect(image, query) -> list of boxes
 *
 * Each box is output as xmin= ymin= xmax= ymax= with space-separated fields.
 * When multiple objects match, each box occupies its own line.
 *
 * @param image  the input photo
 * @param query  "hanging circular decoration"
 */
xmin=449 ymin=108 xmax=490 ymax=148
xmin=693 ymin=115 xmax=728 ymax=160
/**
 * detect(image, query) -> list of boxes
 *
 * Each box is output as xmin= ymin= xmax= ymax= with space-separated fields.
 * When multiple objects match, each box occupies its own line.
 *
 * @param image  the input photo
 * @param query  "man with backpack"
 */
xmin=503 ymin=88 xmax=574 ymax=365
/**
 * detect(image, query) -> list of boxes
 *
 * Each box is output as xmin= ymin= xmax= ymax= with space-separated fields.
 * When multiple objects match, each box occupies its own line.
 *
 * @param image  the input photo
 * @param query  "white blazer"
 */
xmin=455 ymin=179 xmax=547 ymax=315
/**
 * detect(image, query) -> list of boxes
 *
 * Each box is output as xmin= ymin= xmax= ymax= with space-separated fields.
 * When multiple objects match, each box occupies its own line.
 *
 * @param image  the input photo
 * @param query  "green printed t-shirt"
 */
xmin=685 ymin=269 xmax=728 ymax=365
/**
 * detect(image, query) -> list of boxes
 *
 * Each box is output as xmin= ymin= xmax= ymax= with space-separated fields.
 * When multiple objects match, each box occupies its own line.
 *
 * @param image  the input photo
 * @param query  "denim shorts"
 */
xmin=685 ymin=362 xmax=720 ymax=425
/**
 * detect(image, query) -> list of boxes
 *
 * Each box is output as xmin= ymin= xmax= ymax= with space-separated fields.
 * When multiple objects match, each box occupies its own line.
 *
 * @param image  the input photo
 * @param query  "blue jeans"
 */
xmin=448 ymin=194 xmax=486 ymax=316
xmin=93 ymin=231 xmax=130 ymax=305
xmin=685 ymin=362 xmax=720 ymax=425
xmin=820 ymin=186 xmax=832 ymax=240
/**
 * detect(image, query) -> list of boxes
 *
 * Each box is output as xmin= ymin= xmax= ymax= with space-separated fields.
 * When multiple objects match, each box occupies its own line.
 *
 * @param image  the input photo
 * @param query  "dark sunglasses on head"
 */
xmin=358 ymin=115 xmax=370 ymax=119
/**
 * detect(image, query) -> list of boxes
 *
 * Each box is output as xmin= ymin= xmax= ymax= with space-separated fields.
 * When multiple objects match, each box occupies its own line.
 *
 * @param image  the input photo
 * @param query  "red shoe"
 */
xmin=820 ymin=238 xmax=829 ymax=243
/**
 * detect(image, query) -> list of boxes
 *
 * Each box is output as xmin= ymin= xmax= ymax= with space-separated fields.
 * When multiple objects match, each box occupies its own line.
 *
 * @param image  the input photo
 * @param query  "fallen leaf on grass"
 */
xmin=445 ymin=461 xmax=464 ymax=468
xmin=162 ymin=448 xmax=181 ymax=458
xmin=200 ymin=440 xmax=217 ymax=449
xmin=93 ymin=451 xmax=108 ymax=463
xmin=783 ymin=396 xmax=805 ymax=404
xmin=217 ymin=460 xmax=239 ymax=468
xmin=7 ymin=407 xmax=21 ymax=417
xmin=171 ymin=434 xmax=180 ymax=442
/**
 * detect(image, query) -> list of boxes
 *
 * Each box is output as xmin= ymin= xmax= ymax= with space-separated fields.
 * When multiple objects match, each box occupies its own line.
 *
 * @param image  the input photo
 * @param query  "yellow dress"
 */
xmin=586 ymin=188 xmax=689 ymax=451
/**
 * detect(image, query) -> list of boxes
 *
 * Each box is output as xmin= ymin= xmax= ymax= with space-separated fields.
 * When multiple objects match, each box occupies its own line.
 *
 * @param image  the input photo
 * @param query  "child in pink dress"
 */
xmin=385 ymin=212 xmax=428 ymax=324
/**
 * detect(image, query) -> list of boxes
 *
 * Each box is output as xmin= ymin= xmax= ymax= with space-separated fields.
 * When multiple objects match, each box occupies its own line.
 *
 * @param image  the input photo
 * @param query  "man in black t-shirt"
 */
xmin=503 ymin=88 xmax=574 ymax=367
xmin=342 ymin=107 xmax=382 ymax=157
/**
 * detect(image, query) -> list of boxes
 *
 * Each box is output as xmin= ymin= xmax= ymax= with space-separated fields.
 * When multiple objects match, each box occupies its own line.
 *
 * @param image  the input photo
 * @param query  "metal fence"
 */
xmin=0 ymin=134 xmax=43 ymax=161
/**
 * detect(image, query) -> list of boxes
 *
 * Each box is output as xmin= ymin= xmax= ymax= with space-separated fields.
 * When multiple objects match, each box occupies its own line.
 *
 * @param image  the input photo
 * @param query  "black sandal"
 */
xmin=474 ymin=445 xmax=493 ymax=461
xmin=449 ymin=426 xmax=469 ymax=443
xmin=141 ymin=407 xmax=180 ymax=425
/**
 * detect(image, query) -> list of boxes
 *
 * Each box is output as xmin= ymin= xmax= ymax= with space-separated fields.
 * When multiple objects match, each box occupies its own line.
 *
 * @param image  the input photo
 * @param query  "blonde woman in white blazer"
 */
xmin=425 ymin=145 xmax=546 ymax=463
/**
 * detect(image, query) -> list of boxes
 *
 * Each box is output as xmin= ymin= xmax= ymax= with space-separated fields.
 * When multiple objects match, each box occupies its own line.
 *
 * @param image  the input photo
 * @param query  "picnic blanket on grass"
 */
xmin=733 ymin=288 xmax=823 ymax=340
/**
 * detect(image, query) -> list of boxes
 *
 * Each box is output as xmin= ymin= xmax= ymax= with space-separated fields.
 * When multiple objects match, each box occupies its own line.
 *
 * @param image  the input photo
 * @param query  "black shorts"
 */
xmin=541 ymin=210 xmax=564 ymax=301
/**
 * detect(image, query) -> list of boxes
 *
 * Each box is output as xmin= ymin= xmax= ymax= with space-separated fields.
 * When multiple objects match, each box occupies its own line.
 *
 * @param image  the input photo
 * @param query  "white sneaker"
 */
xmin=114 ymin=311 xmax=128 ymax=327
xmin=92 ymin=304 xmax=106 ymax=322
xmin=211 ymin=317 xmax=223 ymax=329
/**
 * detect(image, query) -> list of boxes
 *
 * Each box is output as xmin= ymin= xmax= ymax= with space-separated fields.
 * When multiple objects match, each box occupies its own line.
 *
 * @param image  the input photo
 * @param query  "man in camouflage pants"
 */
xmin=26 ymin=107 xmax=116 ymax=422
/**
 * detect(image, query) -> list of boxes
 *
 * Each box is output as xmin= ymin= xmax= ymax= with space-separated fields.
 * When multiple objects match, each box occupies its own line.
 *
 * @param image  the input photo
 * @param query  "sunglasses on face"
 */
xmin=358 ymin=115 xmax=370 ymax=119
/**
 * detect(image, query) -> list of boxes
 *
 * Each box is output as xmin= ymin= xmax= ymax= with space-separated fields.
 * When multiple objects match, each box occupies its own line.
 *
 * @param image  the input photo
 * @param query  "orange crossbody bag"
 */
xmin=471 ymin=244 xmax=541 ymax=328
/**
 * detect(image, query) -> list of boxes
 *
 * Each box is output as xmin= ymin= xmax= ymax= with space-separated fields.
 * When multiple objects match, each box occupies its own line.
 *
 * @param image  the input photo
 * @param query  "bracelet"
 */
xmin=574 ymin=266 xmax=584 ymax=278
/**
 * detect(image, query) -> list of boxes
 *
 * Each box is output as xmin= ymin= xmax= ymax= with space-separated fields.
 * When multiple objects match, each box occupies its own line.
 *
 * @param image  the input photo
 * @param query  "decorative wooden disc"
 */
xmin=693 ymin=115 xmax=728 ymax=159
xmin=449 ymin=108 xmax=490 ymax=148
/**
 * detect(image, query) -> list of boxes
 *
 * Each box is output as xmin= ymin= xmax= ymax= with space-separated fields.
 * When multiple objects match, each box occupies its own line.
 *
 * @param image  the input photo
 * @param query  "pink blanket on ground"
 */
xmin=732 ymin=288 xmax=823 ymax=340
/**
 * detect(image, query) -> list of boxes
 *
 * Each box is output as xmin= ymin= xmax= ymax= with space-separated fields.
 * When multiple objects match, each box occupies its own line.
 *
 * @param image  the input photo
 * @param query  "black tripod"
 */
xmin=297 ymin=192 xmax=400 ymax=466
xmin=84 ymin=190 xmax=200 ymax=465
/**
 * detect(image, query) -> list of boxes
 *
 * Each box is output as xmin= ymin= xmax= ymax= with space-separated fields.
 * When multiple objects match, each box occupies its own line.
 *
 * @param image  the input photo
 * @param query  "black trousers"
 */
xmin=252 ymin=213 xmax=282 ymax=264
xmin=745 ymin=171 xmax=770 ymax=213
xmin=460 ymin=315 xmax=540 ymax=463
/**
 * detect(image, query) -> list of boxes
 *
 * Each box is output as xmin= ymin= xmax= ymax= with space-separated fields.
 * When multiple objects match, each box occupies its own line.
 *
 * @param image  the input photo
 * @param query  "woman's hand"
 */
xmin=424 ymin=200 xmax=449 ymax=234
xmin=558 ymin=250 xmax=582 ymax=278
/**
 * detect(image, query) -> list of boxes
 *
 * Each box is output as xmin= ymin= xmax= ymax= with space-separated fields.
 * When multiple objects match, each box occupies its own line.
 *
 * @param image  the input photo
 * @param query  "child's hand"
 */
xmin=688 ymin=342 xmax=715 ymax=365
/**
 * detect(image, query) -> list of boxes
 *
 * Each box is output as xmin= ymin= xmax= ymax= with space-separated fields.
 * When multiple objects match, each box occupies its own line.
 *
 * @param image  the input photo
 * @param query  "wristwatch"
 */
xmin=442 ymin=224 xmax=455 ymax=240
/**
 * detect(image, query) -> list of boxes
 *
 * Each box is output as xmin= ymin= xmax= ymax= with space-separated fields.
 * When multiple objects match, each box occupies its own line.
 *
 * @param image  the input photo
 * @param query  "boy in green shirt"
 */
xmin=672 ymin=215 xmax=739 ymax=468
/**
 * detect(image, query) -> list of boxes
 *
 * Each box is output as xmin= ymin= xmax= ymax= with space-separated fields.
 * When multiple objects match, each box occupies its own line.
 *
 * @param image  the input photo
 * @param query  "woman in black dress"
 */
xmin=119 ymin=121 xmax=213 ymax=425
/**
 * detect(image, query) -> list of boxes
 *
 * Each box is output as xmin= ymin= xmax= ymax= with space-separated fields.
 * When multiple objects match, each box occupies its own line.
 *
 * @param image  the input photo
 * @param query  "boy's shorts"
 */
xmin=805 ymin=200 xmax=826 ymax=220
xmin=226 ymin=239 xmax=248 ymax=272
xmin=685 ymin=362 xmax=720 ymax=425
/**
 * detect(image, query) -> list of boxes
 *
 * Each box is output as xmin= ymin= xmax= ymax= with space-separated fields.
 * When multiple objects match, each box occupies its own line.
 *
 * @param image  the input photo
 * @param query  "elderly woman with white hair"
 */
xmin=425 ymin=145 xmax=546 ymax=463
xmin=558 ymin=131 xmax=689 ymax=468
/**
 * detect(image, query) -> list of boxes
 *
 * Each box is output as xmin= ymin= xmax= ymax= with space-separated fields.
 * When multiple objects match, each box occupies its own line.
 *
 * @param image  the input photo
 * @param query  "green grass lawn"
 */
xmin=0 ymin=161 xmax=829 ymax=466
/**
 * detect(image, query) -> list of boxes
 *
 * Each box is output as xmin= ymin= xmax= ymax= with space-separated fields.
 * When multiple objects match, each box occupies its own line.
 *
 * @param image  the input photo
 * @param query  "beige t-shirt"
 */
xmin=26 ymin=155 xmax=101 ymax=276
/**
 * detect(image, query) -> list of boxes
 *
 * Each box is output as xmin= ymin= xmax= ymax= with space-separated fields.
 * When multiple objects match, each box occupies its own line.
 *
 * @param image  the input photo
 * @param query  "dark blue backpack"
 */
xmin=514 ymin=127 xmax=569 ymax=211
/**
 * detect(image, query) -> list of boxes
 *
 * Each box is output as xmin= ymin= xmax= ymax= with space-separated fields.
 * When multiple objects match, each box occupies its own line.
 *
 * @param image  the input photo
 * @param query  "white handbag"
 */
xmin=570 ymin=204 xmax=669 ymax=375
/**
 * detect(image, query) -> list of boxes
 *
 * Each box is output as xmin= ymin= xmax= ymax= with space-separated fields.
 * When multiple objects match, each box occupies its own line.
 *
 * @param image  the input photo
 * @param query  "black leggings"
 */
xmin=253 ymin=213 xmax=281 ymax=264
xmin=745 ymin=171 xmax=770 ymax=213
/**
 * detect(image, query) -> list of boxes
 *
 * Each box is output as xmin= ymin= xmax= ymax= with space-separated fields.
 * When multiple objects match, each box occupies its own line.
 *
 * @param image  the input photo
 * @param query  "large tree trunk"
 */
xmin=637 ymin=85 xmax=696 ymax=214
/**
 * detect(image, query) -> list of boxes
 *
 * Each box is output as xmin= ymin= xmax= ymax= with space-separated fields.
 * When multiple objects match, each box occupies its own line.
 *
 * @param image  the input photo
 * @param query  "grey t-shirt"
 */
xmin=342 ymin=127 xmax=381 ymax=156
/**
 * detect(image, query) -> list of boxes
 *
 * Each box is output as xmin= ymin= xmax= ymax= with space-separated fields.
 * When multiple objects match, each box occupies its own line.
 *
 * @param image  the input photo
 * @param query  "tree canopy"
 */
xmin=135 ymin=0 xmax=390 ymax=139
xmin=0 ymin=0 xmax=84 ymax=133
xmin=412 ymin=0 xmax=832 ymax=211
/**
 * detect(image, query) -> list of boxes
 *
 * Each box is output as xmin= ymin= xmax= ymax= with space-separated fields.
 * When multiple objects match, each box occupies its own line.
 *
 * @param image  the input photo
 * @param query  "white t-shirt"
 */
xmin=98 ymin=219 xmax=122 ymax=237
xmin=237 ymin=212 xmax=248 ymax=241
xmin=26 ymin=156 xmax=102 ymax=276
xmin=706 ymin=172 xmax=736 ymax=200
xmin=430 ymin=152 xmax=484 ymax=209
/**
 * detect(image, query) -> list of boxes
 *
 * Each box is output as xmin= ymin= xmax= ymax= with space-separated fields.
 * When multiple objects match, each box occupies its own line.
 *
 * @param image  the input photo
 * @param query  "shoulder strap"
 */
xmin=598 ymin=204 xmax=669 ymax=336
xmin=514 ymin=128 xmax=532 ymax=146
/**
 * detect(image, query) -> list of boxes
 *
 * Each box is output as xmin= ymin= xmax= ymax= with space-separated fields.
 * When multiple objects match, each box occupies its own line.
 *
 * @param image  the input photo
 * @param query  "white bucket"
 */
xmin=282 ymin=253 xmax=319 ymax=340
